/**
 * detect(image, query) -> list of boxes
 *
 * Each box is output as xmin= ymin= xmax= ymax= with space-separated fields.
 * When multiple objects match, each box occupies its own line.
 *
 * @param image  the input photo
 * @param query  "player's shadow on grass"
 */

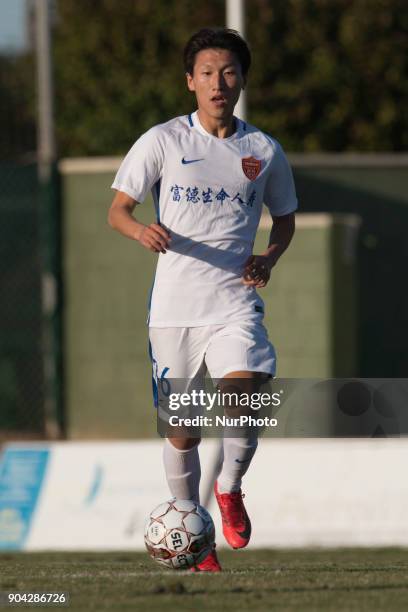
xmin=150 ymin=581 xmax=407 ymax=595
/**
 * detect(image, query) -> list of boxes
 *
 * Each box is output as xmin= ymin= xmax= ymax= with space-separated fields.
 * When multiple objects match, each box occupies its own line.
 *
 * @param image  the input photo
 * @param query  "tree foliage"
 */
xmin=22 ymin=0 xmax=408 ymax=156
xmin=247 ymin=0 xmax=408 ymax=151
xmin=0 ymin=54 xmax=36 ymax=161
xmin=54 ymin=0 xmax=224 ymax=155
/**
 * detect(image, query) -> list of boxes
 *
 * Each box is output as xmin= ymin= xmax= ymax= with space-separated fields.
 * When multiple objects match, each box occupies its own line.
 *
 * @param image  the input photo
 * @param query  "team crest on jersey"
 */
xmin=242 ymin=157 xmax=261 ymax=181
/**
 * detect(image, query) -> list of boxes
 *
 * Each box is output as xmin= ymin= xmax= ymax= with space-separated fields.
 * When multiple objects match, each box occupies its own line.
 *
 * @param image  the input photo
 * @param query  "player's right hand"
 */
xmin=138 ymin=223 xmax=171 ymax=254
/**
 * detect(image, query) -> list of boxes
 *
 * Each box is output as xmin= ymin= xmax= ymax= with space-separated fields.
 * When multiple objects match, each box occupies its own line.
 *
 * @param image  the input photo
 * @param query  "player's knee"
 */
xmin=168 ymin=437 xmax=201 ymax=451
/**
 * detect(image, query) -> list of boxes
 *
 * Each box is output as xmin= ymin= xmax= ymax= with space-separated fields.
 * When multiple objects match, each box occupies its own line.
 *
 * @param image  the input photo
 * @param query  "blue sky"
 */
xmin=0 ymin=0 xmax=27 ymax=53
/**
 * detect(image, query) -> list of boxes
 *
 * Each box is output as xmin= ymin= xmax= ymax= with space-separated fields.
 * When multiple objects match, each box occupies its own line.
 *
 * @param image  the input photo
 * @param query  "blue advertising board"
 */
xmin=0 ymin=447 xmax=50 ymax=550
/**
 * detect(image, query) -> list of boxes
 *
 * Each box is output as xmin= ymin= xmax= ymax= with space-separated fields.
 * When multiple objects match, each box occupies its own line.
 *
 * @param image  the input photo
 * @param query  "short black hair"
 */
xmin=183 ymin=28 xmax=251 ymax=77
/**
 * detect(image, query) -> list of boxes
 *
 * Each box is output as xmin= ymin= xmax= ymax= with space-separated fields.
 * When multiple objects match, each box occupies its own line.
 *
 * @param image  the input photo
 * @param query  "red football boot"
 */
xmin=214 ymin=481 xmax=251 ymax=549
xmin=190 ymin=545 xmax=222 ymax=572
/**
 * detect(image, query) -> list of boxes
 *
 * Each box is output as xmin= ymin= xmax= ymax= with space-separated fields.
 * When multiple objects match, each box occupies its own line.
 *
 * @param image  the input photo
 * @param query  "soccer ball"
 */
xmin=144 ymin=499 xmax=215 ymax=569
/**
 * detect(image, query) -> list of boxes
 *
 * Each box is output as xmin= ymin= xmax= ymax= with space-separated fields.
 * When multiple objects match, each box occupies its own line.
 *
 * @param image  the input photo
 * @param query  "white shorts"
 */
xmin=148 ymin=321 xmax=276 ymax=390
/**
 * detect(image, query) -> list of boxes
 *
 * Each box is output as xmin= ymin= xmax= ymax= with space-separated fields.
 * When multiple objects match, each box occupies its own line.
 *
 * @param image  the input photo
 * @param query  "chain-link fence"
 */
xmin=0 ymin=161 xmax=61 ymax=440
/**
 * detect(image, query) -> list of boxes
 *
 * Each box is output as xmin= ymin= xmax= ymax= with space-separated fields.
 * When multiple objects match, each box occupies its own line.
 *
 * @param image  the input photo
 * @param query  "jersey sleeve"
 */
xmin=111 ymin=126 xmax=165 ymax=203
xmin=263 ymin=140 xmax=298 ymax=216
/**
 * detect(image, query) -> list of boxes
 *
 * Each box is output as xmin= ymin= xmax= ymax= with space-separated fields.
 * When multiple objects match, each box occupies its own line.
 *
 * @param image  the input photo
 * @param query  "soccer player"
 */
xmin=108 ymin=28 xmax=297 ymax=571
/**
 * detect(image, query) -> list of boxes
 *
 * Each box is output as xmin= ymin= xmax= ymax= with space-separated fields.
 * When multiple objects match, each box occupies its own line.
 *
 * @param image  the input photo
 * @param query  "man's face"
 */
xmin=186 ymin=48 xmax=245 ymax=120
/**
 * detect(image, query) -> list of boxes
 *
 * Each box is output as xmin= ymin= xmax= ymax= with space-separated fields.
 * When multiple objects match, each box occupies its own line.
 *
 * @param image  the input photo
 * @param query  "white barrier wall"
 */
xmin=0 ymin=439 xmax=407 ymax=550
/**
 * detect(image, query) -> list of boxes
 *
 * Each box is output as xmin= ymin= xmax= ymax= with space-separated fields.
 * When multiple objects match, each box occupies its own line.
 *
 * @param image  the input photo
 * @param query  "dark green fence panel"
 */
xmin=292 ymin=155 xmax=408 ymax=376
xmin=0 ymin=163 xmax=44 ymax=435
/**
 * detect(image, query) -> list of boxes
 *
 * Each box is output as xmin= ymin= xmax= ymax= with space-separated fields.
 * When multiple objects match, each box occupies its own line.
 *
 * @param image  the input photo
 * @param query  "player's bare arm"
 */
xmin=108 ymin=190 xmax=171 ymax=253
xmin=242 ymin=212 xmax=295 ymax=288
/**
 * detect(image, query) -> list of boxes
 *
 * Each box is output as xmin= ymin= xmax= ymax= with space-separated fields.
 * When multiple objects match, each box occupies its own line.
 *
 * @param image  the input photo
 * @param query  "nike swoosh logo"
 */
xmin=237 ymin=516 xmax=251 ymax=541
xmin=182 ymin=157 xmax=204 ymax=164
xmin=235 ymin=458 xmax=251 ymax=464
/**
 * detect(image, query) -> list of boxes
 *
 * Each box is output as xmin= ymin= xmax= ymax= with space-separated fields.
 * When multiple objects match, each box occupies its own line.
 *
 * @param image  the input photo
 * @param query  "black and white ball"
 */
xmin=144 ymin=499 xmax=215 ymax=569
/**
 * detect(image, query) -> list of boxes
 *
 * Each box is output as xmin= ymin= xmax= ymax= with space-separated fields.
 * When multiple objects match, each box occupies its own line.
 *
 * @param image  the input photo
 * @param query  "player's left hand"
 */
xmin=242 ymin=255 xmax=272 ymax=288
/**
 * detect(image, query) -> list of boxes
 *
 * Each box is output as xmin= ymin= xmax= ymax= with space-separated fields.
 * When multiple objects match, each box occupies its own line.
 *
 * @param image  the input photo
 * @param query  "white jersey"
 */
xmin=112 ymin=111 xmax=297 ymax=327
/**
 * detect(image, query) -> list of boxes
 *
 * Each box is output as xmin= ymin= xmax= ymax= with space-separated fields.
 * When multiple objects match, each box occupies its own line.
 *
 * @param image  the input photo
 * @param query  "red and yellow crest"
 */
xmin=242 ymin=157 xmax=261 ymax=181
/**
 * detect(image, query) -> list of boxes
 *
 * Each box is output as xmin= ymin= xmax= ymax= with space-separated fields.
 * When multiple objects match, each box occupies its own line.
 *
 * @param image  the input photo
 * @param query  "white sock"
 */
xmin=217 ymin=436 xmax=258 ymax=493
xmin=163 ymin=438 xmax=201 ymax=503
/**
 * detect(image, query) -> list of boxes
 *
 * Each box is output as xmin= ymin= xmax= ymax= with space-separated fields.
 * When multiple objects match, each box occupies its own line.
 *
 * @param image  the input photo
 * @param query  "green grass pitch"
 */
xmin=1 ymin=549 xmax=408 ymax=611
